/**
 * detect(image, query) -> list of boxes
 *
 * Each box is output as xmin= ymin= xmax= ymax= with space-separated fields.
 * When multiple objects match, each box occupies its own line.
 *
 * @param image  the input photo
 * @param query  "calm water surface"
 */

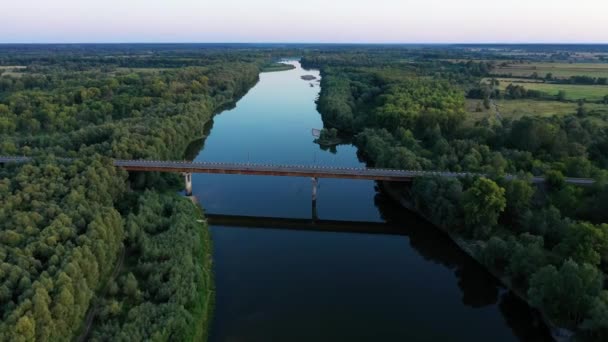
xmin=190 ymin=61 xmax=551 ymax=341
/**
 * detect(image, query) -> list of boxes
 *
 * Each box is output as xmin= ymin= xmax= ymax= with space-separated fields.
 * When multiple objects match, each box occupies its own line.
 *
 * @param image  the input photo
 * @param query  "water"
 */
xmin=190 ymin=61 xmax=551 ymax=341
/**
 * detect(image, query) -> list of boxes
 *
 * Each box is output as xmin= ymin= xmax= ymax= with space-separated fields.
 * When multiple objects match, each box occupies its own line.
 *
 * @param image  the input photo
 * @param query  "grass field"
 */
xmin=494 ymin=78 xmax=608 ymax=101
xmin=466 ymin=99 xmax=608 ymax=122
xmin=492 ymin=62 xmax=608 ymax=79
xmin=0 ymin=66 xmax=26 ymax=78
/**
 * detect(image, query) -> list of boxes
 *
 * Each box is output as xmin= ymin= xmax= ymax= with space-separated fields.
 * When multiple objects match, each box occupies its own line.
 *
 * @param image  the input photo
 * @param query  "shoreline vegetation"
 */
xmin=261 ymin=62 xmax=296 ymax=73
xmin=304 ymin=49 xmax=608 ymax=341
xmin=381 ymin=182 xmax=569 ymax=340
xmin=313 ymin=128 xmax=345 ymax=146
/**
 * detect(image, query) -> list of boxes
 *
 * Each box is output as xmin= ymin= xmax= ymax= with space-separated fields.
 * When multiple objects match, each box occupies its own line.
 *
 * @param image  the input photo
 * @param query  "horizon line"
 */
xmin=1 ymin=42 xmax=608 ymax=46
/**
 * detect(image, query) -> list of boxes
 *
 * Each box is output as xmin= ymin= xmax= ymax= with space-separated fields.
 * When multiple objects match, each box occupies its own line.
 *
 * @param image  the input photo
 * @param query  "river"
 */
xmin=189 ymin=61 xmax=551 ymax=341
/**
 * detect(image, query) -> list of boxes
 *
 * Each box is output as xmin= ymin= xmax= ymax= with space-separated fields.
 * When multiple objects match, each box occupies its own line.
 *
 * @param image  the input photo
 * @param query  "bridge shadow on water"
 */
xmin=205 ymin=214 xmax=406 ymax=236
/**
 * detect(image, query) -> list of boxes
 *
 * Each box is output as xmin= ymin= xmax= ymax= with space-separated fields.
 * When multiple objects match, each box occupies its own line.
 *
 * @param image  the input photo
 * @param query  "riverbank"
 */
xmin=191 ymin=201 xmax=216 ymax=342
xmin=82 ymin=62 xmax=263 ymax=341
xmin=380 ymin=181 xmax=569 ymax=341
xmin=261 ymin=62 xmax=296 ymax=73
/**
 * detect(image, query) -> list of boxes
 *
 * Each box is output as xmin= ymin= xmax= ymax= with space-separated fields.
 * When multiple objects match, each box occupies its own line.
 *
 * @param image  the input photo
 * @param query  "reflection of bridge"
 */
xmin=0 ymin=156 xmax=596 ymax=198
xmin=205 ymin=214 xmax=406 ymax=235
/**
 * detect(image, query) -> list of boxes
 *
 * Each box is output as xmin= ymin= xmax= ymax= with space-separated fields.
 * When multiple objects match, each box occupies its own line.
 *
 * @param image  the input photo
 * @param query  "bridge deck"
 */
xmin=0 ymin=156 xmax=595 ymax=185
xmin=114 ymin=159 xmax=480 ymax=182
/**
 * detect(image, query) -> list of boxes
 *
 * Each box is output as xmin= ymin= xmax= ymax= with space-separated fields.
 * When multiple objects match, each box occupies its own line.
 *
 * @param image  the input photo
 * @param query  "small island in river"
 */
xmin=301 ymin=75 xmax=317 ymax=81
xmin=314 ymin=128 xmax=344 ymax=146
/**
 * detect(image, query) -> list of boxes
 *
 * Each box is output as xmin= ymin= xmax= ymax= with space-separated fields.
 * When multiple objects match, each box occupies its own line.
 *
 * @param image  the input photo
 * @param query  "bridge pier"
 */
xmin=312 ymin=177 xmax=318 ymax=202
xmin=184 ymin=173 xmax=193 ymax=197
xmin=311 ymin=177 xmax=318 ymax=221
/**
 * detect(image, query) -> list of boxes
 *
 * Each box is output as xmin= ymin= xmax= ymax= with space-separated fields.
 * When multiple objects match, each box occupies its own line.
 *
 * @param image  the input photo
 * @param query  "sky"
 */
xmin=1 ymin=0 xmax=607 ymax=43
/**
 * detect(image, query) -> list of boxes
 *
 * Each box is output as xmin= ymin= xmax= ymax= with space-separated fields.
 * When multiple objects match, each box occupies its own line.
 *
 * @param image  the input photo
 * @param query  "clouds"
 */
xmin=0 ymin=0 xmax=606 ymax=43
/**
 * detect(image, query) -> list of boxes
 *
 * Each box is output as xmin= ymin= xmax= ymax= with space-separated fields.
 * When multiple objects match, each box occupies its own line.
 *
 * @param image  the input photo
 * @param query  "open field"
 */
xmin=494 ymin=78 xmax=608 ymax=101
xmin=492 ymin=62 xmax=608 ymax=79
xmin=0 ymin=66 xmax=26 ymax=78
xmin=466 ymin=99 xmax=608 ymax=121
xmin=0 ymin=66 xmax=26 ymax=70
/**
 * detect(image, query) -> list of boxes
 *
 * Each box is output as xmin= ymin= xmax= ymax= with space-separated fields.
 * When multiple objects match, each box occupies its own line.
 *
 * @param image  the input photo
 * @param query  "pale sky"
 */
xmin=1 ymin=0 xmax=606 ymax=43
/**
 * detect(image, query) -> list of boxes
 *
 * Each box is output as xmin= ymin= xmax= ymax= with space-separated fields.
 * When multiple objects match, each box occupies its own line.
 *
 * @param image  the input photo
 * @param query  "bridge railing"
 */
xmin=0 ymin=156 xmax=596 ymax=185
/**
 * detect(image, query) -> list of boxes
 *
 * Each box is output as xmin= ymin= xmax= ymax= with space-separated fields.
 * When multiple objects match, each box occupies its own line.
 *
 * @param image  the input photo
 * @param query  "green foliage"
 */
xmin=553 ymin=222 xmax=608 ymax=266
xmin=506 ymin=234 xmax=547 ymax=286
xmin=0 ymin=158 xmax=126 ymax=341
xmin=478 ymin=236 xmax=510 ymax=271
xmin=581 ymin=291 xmax=608 ymax=341
xmin=528 ymin=260 xmax=603 ymax=326
xmin=545 ymin=170 xmax=565 ymax=189
xmin=410 ymin=177 xmax=464 ymax=229
xmin=502 ymin=178 xmax=535 ymax=218
xmin=463 ymin=178 xmax=507 ymax=237
xmin=89 ymin=192 xmax=213 ymax=342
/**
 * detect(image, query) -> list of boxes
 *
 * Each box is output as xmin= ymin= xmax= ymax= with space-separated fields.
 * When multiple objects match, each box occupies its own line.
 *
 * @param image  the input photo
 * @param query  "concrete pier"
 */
xmin=312 ymin=177 xmax=318 ymax=201
xmin=184 ymin=172 xmax=193 ymax=196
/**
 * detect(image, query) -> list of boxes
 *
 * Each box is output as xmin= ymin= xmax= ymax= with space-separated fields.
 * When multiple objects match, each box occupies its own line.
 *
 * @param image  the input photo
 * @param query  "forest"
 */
xmin=0 ymin=45 xmax=264 ymax=341
xmin=2 ymin=43 xmax=608 ymax=341
xmin=303 ymin=46 xmax=608 ymax=340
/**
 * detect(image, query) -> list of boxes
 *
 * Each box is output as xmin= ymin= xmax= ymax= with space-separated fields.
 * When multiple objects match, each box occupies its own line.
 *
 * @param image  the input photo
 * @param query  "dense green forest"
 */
xmin=0 ymin=46 xmax=264 ymax=341
xmin=303 ymin=49 xmax=608 ymax=340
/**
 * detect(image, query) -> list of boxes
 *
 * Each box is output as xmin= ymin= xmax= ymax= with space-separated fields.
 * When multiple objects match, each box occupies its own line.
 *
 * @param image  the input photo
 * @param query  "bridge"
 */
xmin=0 ymin=156 xmax=596 ymax=198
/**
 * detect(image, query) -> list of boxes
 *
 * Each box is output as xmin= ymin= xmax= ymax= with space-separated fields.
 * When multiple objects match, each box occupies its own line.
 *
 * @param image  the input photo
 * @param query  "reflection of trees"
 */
xmin=498 ymin=291 xmax=553 ymax=342
xmin=455 ymin=265 xmax=499 ymax=307
xmin=373 ymin=189 xmax=499 ymax=297
xmin=317 ymin=143 xmax=337 ymax=154
xmin=183 ymin=119 xmax=215 ymax=160
xmin=373 ymin=187 xmax=552 ymax=340
xmin=182 ymin=91 xmax=247 ymax=160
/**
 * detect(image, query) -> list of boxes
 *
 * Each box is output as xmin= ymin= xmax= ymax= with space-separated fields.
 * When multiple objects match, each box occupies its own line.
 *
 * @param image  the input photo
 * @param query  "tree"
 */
xmin=603 ymin=95 xmax=608 ymax=105
xmin=557 ymin=90 xmax=567 ymax=102
xmin=463 ymin=178 xmax=507 ymax=237
xmin=553 ymin=222 xmax=608 ymax=266
xmin=483 ymin=97 xmax=491 ymax=110
xmin=410 ymin=177 xmax=464 ymax=229
xmin=581 ymin=291 xmax=608 ymax=341
xmin=545 ymin=169 xmax=565 ymax=190
xmin=528 ymin=260 xmax=603 ymax=325
xmin=479 ymin=236 xmax=510 ymax=270
xmin=503 ymin=178 xmax=535 ymax=218
xmin=506 ymin=234 xmax=547 ymax=285
xmin=123 ymin=273 xmax=139 ymax=298
xmin=545 ymin=73 xmax=553 ymax=81
xmin=577 ymin=100 xmax=588 ymax=117
xmin=14 ymin=316 xmax=36 ymax=342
